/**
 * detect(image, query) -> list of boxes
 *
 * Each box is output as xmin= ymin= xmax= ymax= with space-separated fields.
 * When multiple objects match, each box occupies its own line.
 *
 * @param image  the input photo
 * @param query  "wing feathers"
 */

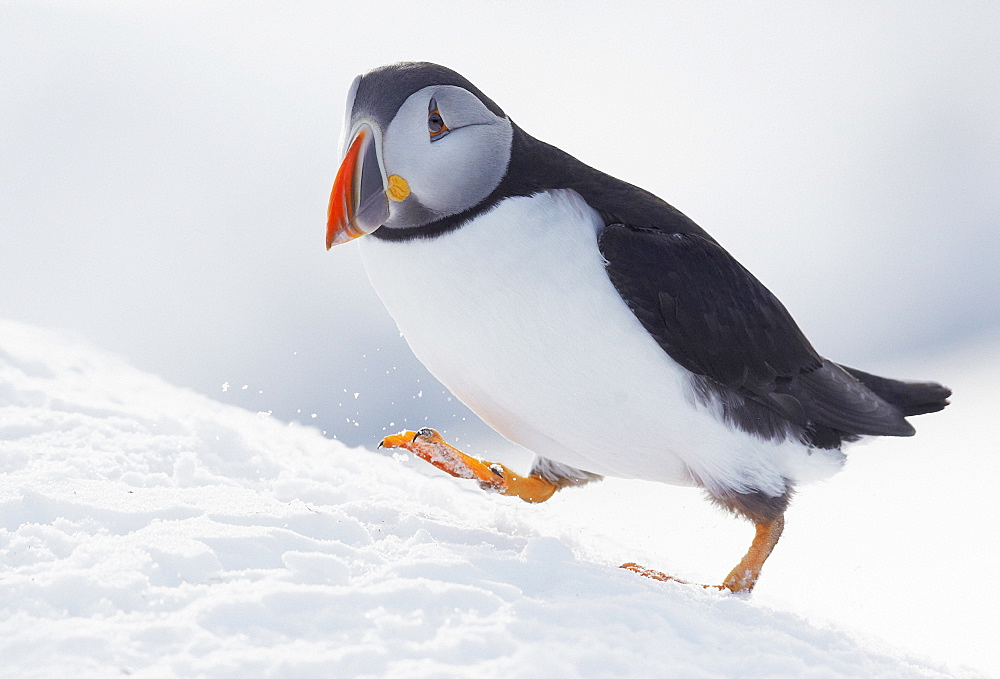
xmin=598 ymin=223 xmax=917 ymax=442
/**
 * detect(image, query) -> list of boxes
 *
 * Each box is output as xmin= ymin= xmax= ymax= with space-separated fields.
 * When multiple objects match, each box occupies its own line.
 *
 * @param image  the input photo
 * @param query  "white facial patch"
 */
xmin=381 ymin=85 xmax=513 ymax=221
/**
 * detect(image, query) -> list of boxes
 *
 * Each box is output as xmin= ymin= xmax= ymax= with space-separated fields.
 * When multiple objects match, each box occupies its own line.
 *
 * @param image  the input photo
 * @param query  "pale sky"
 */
xmin=2 ymin=1 xmax=998 ymax=450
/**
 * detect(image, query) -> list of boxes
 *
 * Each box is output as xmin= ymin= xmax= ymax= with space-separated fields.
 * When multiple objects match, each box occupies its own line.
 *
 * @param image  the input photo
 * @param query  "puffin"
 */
xmin=325 ymin=62 xmax=950 ymax=593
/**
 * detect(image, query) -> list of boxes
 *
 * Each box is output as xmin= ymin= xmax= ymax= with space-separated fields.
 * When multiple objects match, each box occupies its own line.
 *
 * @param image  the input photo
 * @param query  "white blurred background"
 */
xmin=2 ymin=0 xmax=998 ymax=453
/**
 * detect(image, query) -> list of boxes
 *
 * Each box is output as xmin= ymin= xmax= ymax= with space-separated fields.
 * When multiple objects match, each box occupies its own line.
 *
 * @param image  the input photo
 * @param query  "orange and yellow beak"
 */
xmin=326 ymin=124 xmax=390 ymax=249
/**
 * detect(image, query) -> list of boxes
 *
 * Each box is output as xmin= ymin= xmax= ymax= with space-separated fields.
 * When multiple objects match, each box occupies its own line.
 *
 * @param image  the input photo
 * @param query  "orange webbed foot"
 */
xmin=380 ymin=428 xmax=558 ymax=503
xmin=620 ymin=563 xmax=688 ymax=585
xmin=620 ymin=563 xmax=724 ymax=590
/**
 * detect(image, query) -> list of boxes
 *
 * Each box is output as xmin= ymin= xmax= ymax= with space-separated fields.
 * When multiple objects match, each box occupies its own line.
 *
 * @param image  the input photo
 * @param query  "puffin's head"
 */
xmin=326 ymin=62 xmax=513 ymax=248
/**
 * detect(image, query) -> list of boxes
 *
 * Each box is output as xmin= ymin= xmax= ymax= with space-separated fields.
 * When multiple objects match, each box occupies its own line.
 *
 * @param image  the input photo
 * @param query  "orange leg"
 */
xmin=380 ymin=428 xmax=559 ymax=503
xmin=721 ymin=515 xmax=784 ymax=593
xmin=622 ymin=515 xmax=784 ymax=594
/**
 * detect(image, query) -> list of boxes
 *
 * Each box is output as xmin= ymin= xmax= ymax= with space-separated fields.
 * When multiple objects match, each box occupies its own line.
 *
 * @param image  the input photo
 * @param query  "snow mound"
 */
xmin=0 ymin=320 xmax=965 ymax=677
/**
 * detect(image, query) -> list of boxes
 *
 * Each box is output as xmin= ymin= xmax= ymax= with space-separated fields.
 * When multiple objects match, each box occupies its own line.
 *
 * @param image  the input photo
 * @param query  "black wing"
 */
xmin=597 ymin=223 xmax=916 ymax=442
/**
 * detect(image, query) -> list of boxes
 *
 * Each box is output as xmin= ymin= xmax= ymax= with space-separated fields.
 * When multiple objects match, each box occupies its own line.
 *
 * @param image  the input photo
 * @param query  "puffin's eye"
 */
xmin=428 ymin=98 xmax=449 ymax=140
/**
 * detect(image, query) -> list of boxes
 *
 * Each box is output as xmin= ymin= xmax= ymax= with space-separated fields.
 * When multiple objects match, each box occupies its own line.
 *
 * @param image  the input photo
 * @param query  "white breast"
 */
xmin=358 ymin=190 xmax=843 ymax=496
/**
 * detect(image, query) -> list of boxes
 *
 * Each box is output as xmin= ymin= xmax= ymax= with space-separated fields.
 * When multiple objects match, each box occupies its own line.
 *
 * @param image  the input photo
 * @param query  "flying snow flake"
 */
xmin=222 ymin=382 xmax=230 ymax=392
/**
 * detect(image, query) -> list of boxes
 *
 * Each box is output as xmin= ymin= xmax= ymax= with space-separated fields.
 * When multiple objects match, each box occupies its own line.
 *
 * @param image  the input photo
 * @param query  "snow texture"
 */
xmin=0 ymin=319 xmax=990 ymax=678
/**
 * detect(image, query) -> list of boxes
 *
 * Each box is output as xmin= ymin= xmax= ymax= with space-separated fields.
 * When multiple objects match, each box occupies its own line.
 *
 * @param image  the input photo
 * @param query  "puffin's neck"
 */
xmin=371 ymin=123 xmax=709 ymax=243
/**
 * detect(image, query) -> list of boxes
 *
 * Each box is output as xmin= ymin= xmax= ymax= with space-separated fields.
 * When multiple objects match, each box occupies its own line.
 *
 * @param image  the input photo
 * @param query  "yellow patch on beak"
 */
xmin=386 ymin=174 xmax=410 ymax=202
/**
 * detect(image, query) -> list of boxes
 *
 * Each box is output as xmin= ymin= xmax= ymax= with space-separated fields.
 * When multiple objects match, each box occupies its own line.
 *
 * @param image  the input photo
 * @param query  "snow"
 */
xmin=0 ymin=318 xmax=994 ymax=678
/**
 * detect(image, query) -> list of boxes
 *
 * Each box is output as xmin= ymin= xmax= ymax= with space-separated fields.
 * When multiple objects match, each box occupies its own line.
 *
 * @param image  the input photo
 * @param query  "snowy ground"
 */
xmin=0 ymin=318 xmax=995 ymax=678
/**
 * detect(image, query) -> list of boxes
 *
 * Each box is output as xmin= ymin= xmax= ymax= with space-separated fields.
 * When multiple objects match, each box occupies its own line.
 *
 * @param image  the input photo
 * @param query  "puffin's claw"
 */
xmin=379 ymin=428 xmax=558 ymax=503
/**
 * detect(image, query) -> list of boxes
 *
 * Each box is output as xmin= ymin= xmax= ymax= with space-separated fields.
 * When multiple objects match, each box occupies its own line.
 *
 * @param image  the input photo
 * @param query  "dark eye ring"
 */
xmin=428 ymin=98 xmax=449 ymax=139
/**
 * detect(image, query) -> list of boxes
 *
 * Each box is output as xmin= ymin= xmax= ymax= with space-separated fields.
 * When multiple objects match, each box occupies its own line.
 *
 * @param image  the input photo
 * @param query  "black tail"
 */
xmin=841 ymin=366 xmax=951 ymax=417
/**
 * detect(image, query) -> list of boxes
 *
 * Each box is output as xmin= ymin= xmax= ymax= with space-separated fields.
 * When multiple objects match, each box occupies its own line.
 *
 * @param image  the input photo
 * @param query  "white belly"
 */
xmin=358 ymin=190 xmax=843 ymax=496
